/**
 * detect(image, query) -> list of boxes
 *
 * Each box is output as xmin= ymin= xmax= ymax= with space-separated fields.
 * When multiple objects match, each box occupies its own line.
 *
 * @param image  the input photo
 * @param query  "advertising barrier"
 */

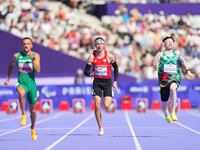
xmin=0 ymin=80 xmax=200 ymax=109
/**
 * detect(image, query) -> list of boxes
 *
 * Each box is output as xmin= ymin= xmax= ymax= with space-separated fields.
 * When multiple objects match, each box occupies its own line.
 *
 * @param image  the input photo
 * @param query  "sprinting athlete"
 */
xmin=153 ymin=36 xmax=193 ymax=124
xmin=4 ymin=37 xmax=40 ymax=140
xmin=84 ymin=37 xmax=119 ymax=135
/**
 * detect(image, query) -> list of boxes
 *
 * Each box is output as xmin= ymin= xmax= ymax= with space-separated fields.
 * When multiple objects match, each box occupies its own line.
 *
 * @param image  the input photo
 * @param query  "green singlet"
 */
xmin=158 ymin=50 xmax=181 ymax=87
xmin=16 ymin=51 xmax=37 ymax=104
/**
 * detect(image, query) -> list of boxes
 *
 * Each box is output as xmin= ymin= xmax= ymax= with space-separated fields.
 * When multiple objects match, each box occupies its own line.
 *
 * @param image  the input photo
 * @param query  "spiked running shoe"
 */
xmin=20 ymin=114 xmax=26 ymax=126
xmin=98 ymin=128 xmax=104 ymax=136
xmin=171 ymin=113 xmax=178 ymax=121
xmin=31 ymin=128 xmax=37 ymax=141
xmin=165 ymin=115 xmax=173 ymax=124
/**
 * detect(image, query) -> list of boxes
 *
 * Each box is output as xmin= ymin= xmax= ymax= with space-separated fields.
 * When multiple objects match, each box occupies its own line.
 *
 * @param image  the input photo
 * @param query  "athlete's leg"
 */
xmin=161 ymin=101 xmax=169 ymax=116
xmin=98 ymin=81 xmax=113 ymax=135
xmin=103 ymin=96 xmax=112 ymax=111
xmin=160 ymin=86 xmax=172 ymax=124
xmin=160 ymin=86 xmax=170 ymax=116
xmin=16 ymin=86 xmax=27 ymax=125
xmin=161 ymin=101 xmax=172 ymax=124
xmin=94 ymin=96 xmax=102 ymax=129
xmin=170 ymin=83 xmax=178 ymax=113
xmin=16 ymin=86 xmax=26 ymax=115
xmin=170 ymin=83 xmax=178 ymax=121
xmin=29 ymin=104 xmax=36 ymax=129
xmin=103 ymin=79 xmax=113 ymax=111
xmin=29 ymin=103 xmax=37 ymax=140
xmin=27 ymin=84 xmax=38 ymax=140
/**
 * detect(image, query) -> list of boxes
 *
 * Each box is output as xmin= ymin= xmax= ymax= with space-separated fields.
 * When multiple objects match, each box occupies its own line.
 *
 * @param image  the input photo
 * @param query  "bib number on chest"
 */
xmin=18 ymin=63 xmax=33 ymax=73
xmin=95 ymin=67 xmax=107 ymax=76
xmin=164 ymin=64 xmax=177 ymax=74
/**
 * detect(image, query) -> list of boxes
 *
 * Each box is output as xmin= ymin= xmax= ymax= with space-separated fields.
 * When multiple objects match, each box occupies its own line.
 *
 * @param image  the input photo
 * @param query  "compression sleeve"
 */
xmin=111 ymin=62 xmax=118 ymax=81
xmin=84 ymin=64 xmax=92 ymax=77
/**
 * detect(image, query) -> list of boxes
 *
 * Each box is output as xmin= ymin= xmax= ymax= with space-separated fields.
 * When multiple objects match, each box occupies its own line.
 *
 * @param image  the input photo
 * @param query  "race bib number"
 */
xmin=164 ymin=64 xmax=177 ymax=74
xmin=18 ymin=63 xmax=33 ymax=73
xmin=95 ymin=67 xmax=107 ymax=76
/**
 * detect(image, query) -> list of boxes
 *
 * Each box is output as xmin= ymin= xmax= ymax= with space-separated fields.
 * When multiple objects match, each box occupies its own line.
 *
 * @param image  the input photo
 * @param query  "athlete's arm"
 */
xmin=176 ymin=51 xmax=188 ymax=70
xmin=84 ymin=54 xmax=94 ymax=77
xmin=152 ymin=42 xmax=164 ymax=67
xmin=152 ymin=52 xmax=162 ymax=67
xmin=177 ymin=51 xmax=194 ymax=79
xmin=108 ymin=52 xmax=119 ymax=93
xmin=108 ymin=52 xmax=118 ymax=81
xmin=4 ymin=53 xmax=18 ymax=86
xmin=32 ymin=53 xmax=40 ymax=74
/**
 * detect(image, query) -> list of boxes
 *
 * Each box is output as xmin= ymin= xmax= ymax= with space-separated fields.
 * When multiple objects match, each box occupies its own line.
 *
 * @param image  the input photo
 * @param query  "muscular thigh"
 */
xmin=16 ymin=85 xmax=26 ymax=97
xmin=170 ymin=82 xmax=178 ymax=91
xmin=103 ymin=96 xmax=112 ymax=107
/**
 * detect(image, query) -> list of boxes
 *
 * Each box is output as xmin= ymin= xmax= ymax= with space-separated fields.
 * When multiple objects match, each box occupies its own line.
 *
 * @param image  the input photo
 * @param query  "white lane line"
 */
xmin=0 ymin=116 xmax=20 ymax=123
xmin=44 ymin=113 xmax=94 ymax=150
xmin=175 ymin=122 xmax=200 ymax=135
xmin=156 ymin=111 xmax=200 ymax=135
xmin=125 ymin=111 xmax=142 ymax=150
xmin=0 ymin=112 xmax=64 ymax=137
xmin=186 ymin=111 xmax=200 ymax=118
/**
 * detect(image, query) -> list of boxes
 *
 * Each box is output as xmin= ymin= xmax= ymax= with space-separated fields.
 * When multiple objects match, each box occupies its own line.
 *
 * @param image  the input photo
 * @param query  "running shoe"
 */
xmin=98 ymin=128 xmax=104 ymax=136
xmin=171 ymin=113 xmax=178 ymax=121
xmin=31 ymin=128 xmax=37 ymax=141
xmin=165 ymin=115 xmax=173 ymax=124
xmin=20 ymin=114 xmax=26 ymax=126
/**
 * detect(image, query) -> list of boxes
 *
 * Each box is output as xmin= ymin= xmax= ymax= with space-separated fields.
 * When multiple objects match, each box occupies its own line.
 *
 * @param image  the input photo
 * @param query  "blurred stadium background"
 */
xmin=0 ymin=0 xmax=200 ymax=111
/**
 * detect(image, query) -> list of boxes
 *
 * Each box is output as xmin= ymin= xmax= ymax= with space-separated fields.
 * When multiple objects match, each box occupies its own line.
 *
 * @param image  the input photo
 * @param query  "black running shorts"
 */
xmin=92 ymin=78 xmax=112 ymax=97
xmin=160 ymin=80 xmax=179 ymax=102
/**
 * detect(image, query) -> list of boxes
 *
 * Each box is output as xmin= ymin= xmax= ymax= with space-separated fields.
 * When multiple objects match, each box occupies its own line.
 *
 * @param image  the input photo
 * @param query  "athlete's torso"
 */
xmin=17 ymin=51 xmax=36 ymax=85
xmin=92 ymin=50 xmax=112 ymax=79
xmin=158 ymin=50 xmax=181 ymax=87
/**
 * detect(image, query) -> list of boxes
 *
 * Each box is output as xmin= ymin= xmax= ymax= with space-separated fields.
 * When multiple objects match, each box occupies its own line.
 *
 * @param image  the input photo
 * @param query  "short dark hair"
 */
xmin=162 ymin=36 xmax=175 ymax=42
xmin=22 ymin=37 xmax=32 ymax=43
xmin=95 ymin=37 xmax=104 ymax=42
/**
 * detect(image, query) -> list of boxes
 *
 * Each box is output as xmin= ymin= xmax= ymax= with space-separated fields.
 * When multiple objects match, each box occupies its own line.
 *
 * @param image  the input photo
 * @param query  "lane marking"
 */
xmin=156 ymin=111 xmax=200 ymax=135
xmin=0 ymin=116 xmax=20 ymax=123
xmin=44 ymin=113 xmax=94 ymax=150
xmin=186 ymin=111 xmax=200 ymax=118
xmin=175 ymin=122 xmax=200 ymax=135
xmin=125 ymin=111 xmax=142 ymax=150
xmin=0 ymin=112 xmax=64 ymax=137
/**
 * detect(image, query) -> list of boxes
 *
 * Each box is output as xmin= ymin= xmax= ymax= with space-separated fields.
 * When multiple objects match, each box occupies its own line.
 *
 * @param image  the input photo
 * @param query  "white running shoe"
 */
xmin=98 ymin=128 xmax=104 ymax=136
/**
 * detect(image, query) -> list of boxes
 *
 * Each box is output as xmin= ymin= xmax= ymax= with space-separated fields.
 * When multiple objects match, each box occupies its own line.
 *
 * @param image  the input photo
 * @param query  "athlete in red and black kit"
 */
xmin=84 ymin=37 xmax=119 ymax=135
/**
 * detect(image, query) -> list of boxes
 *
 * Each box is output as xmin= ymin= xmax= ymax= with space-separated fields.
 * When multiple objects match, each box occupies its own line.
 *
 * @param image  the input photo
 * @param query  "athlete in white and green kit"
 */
xmin=153 ymin=37 xmax=193 ymax=124
xmin=4 ymin=37 xmax=40 ymax=140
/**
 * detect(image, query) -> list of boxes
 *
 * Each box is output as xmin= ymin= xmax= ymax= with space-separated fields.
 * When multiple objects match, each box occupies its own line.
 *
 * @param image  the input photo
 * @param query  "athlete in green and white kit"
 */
xmin=153 ymin=37 xmax=193 ymax=124
xmin=4 ymin=37 xmax=40 ymax=140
